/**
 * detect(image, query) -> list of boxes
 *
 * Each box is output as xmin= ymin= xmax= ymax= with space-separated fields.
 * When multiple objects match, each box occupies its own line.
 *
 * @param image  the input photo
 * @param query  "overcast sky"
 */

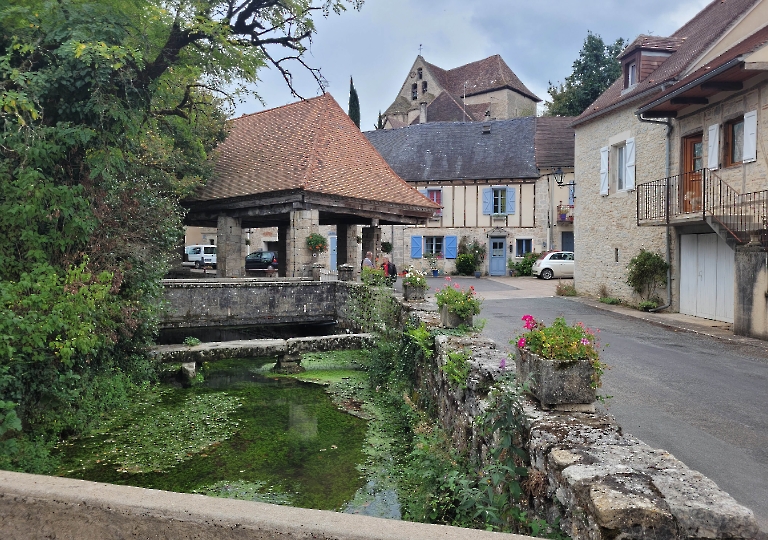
xmin=232 ymin=0 xmax=712 ymax=128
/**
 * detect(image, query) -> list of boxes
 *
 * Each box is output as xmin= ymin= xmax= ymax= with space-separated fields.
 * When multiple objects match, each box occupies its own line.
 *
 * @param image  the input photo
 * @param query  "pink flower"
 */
xmin=580 ymin=338 xmax=590 ymax=346
xmin=523 ymin=320 xmax=536 ymax=330
xmin=499 ymin=357 xmax=506 ymax=370
xmin=517 ymin=337 xmax=526 ymax=348
xmin=453 ymin=283 xmax=460 ymax=289
xmin=445 ymin=277 xmax=451 ymax=281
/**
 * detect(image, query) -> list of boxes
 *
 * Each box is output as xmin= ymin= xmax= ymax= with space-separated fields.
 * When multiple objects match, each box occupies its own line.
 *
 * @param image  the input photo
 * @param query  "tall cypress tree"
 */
xmin=349 ymin=77 xmax=361 ymax=128
xmin=374 ymin=111 xmax=385 ymax=130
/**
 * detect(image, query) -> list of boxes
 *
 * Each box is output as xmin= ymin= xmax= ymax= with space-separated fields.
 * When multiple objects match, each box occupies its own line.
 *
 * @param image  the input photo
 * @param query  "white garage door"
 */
xmin=680 ymin=233 xmax=734 ymax=322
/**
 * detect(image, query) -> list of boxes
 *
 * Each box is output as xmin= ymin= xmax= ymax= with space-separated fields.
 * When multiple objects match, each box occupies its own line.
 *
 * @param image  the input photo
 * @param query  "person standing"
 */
xmin=362 ymin=251 xmax=374 ymax=269
xmin=381 ymin=256 xmax=397 ymax=286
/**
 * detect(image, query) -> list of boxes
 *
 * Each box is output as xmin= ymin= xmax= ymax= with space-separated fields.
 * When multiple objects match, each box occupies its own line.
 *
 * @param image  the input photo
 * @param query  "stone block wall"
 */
xmin=734 ymin=244 xmax=768 ymax=339
xmin=407 ymin=318 xmax=760 ymax=539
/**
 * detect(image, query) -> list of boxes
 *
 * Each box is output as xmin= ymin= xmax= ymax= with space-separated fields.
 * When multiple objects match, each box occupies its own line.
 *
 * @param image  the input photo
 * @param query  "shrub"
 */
xmin=510 ymin=251 xmax=540 ymax=276
xmin=454 ymin=254 xmax=476 ymax=275
xmin=638 ymin=300 xmax=658 ymax=311
xmin=555 ymin=282 xmax=577 ymax=296
xmin=443 ymin=349 xmax=471 ymax=388
xmin=381 ymin=241 xmax=392 ymax=254
xmin=627 ymin=250 xmax=668 ymax=301
xmin=361 ymin=266 xmax=387 ymax=286
xmin=600 ymin=297 xmax=621 ymax=305
xmin=434 ymin=279 xmax=482 ymax=318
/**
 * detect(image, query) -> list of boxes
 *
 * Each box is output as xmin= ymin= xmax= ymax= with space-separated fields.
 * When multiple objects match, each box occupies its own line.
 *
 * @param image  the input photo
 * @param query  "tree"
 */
xmin=0 ymin=0 xmax=362 ymax=470
xmin=374 ymin=110 xmax=385 ymax=130
xmin=545 ymin=32 xmax=626 ymax=117
xmin=348 ymin=76 xmax=360 ymax=128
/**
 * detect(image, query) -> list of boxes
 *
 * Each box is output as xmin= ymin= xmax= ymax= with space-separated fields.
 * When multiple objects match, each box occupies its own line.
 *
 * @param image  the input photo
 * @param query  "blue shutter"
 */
xmin=444 ymin=236 xmax=457 ymax=259
xmin=506 ymin=187 xmax=516 ymax=215
xmin=568 ymin=185 xmax=575 ymax=206
xmin=482 ymin=188 xmax=493 ymax=214
xmin=410 ymin=235 xmax=423 ymax=259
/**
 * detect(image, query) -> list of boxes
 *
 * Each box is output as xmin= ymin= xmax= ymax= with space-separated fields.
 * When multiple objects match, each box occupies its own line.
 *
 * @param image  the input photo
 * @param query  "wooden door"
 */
xmin=489 ymin=237 xmax=506 ymax=276
xmin=682 ymin=135 xmax=703 ymax=213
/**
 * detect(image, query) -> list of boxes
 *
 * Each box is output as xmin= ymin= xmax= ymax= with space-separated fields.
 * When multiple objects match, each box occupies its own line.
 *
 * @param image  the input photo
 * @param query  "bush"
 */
xmin=599 ymin=297 xmax=621 ymax=305
xmin=381 ymin=241 xmax=392 ymax=254
xmin=638 ymin=300 xmax=658 ymax=311
xmin=454 ymin=254 xmax=476 ymax=275
xmin=627 ymin=250 xmax=668 ymax=301
xmin=510 ymin=252 xmax=540 ymax=276
xmin=555 ymin=282 xmax=577 ymax=296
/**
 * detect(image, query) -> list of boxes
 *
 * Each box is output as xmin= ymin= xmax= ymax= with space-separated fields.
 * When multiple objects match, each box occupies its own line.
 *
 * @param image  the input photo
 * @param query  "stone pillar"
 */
xmin=361 ymin=222 xmax=381 ymax=267
xmin=287 ymin=209 xmax=320 ymax=278
xmin=216 ymin=215 xmax=244 ymax=278
xmin=336 ymin=224 xmax=360 ymax=268
xmin=734 ymin=244 xmax=768 ymax=339
xmin=277 ymin=224 xmax=288 ymax=278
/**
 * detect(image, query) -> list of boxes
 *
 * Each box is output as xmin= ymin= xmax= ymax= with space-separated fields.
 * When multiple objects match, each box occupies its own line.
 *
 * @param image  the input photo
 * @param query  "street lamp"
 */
xmin=552 ymin=167 xmax=575 ymax=187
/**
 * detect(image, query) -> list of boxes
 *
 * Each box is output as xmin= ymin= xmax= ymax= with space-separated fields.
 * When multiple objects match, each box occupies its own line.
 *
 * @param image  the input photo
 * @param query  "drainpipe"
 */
xmin=636 ymin=112 xmax=673 ymax=312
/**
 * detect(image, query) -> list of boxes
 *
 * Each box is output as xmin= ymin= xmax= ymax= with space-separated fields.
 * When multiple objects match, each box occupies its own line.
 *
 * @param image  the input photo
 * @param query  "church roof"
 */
xmin=364 ymin=118 xmax=541 ymax=182
xmin=189 ymin=93 xmax=438 ymax=211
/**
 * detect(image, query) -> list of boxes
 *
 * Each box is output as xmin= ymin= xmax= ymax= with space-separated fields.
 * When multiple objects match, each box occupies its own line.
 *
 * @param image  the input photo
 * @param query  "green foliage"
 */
xmin=306 ymin=233 xmax=328 ymax=253
xmin=454 ymin=254 xmax=477 ymax=275
xmin=435 ymin=280 xmax=482 ymax=319
xmin=600 ymin=297 xmax=621 ymax=305
xmin=348 ymin=76 xmax=360 ymax=128
xmin=638 ymin=300 xmax=659 ymax=311
xmin=374 ymin=111 xmax=385 ymax=130
xmin=457 ymin=237 xmax=486 ymax=271
xmin=555 ymin=282 xmax=577 ymax=296
xmin=402 ymin=266 xmax=427 ymax=288
xmin=510 ymin=252 xmax=540 ymax=276
xmin=361 ymin=266 xmax=387 ymax=286
xmin=545 ymin=31 xmax=626 ymax=116
xmin=184 ymin=337 xmax=202 ymax=347
xmin=381 ymin=241 xmax=392 ymax=254
xmin=405 ymin=322 xmax=434 ymax=361
xmin=515 ymin=316 xmax=599 ymax=363
xmin=443 ymin=349 xmax=471 ymax=389
xmin=627 ymin=250 xmax=669 ymax=301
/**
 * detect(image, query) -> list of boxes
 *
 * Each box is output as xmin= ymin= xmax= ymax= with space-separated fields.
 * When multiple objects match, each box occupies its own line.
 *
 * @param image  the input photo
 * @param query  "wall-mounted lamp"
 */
xmin=552 ymin=167 xmax=575 ymax=187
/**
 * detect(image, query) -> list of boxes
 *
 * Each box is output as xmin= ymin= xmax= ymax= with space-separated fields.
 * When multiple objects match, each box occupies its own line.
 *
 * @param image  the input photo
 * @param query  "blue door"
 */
xmin=330 ymin=235 xmax=337 ymax=269
xmin=489 ymin=237 xmax=506 ymax=276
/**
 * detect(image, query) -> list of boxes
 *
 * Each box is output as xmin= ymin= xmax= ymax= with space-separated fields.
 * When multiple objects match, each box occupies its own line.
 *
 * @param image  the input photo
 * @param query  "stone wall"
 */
xmin=406 ymin=311 xmax=760 ymax=539
xmin=734 ymin=244 xmax=768 ymax=339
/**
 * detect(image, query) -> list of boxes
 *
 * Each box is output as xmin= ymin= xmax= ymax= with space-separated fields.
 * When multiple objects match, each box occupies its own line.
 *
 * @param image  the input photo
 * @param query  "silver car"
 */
xmin=532 ymin=251 xmax=574 ymax=280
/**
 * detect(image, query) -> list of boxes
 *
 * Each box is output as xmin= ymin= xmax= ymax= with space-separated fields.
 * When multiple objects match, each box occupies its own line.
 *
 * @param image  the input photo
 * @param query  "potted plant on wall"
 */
xmin=306 ymin=233 xmax=328 ymax=254
xmin=402 ymin=266 xmax=428 ymax=301
xmin=513 ymin=315 xmax=604 ymax=411
xmin=424 ymin=252 xmax=440 ymax=277
xmin=435 ymin=278 xmax=482 ymax=328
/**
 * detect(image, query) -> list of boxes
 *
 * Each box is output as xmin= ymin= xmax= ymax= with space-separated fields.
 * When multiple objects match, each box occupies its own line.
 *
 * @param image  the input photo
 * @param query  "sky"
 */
xmin=232 ymin=0 xmax=713 ymax=128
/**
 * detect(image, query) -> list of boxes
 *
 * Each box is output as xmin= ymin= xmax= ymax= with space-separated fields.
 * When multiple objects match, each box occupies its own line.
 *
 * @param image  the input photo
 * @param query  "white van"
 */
xmin=184 ymin=245 xmax=217 ymax=268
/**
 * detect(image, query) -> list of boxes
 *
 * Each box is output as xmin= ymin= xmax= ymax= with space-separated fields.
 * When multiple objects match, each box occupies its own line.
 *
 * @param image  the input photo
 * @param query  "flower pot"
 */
xmin=440 ymin=305 xmax=472 ymax=329
xmin=474 ymin=271 xmax=481 ymax=278
xmin=432 ymin=269 xmax=439 ymax=277
xmin=515 ymin=348 xmax=596 ymax=410
xmin=403 ymin=283 xmax=426 ymax=301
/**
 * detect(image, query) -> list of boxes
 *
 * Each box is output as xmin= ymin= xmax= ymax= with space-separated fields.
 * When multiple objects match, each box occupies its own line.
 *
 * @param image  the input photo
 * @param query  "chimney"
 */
xmin=419 ymin=102 xmax=427 ymax=124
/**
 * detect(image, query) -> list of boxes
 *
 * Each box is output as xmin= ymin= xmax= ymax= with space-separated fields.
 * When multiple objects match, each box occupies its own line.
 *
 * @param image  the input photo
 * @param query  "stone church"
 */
xmin=383 ymin=55 xmax=540 ymax=128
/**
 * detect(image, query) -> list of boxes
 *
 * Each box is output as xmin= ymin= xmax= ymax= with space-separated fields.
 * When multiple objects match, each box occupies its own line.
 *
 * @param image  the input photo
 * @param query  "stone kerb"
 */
xmin=415 ymin=320 xmax=759 ymax=539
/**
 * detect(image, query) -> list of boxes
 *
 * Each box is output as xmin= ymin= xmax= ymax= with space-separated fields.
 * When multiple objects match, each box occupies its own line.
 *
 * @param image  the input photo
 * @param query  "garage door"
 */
xmin=679 ymin=233 xmax=734 ymax=322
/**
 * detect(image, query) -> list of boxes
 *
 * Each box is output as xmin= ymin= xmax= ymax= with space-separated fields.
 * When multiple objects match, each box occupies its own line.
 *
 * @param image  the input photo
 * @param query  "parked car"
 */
xmin=245 ymin=251 xmax=278 ymax=274
xmin=532 ymin=251 xmax=574 ymax=280
xmin=184 ymin=245 xmax=217 ymax=269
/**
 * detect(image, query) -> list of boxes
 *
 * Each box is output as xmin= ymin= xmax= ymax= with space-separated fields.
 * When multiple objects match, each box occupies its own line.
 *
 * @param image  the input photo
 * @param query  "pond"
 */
xmin=54 ymin=356 xmax=388 ymax=512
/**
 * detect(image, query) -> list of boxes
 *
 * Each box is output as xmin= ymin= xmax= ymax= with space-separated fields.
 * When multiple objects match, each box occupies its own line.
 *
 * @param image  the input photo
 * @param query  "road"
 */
xmin=416 ymin=275 xmax=768 ymax=531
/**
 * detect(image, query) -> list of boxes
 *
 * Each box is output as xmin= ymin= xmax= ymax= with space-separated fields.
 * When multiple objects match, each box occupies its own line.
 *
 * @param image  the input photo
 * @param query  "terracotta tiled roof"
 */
xmin=365 ymin=118 xmax=540 ymax=182
xmin=534 ymin=117 xmax=576 ymax=169
xmin=428 ymin=55 xmax=541 ymax=102
xmin=618 ymin=35 xmax=685 ymax=58
xmin=573 ymin=0 xmax=760 ymax=126
xmin=190 ymin=94 xmax=438 ymax=210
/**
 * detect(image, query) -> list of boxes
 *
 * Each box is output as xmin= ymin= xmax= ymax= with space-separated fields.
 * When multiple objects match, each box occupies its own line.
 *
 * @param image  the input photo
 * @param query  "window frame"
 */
xmin=724 ymin=115 xmax=745 ymax=167
xmin=422 ymin=80 xmax=428 ymax=94
xmin=627 ymin=62 xmax=637 ymax=86
xmin=426 ymin=188 xmax=442 ymax=217
xmin=516 ymin=238 xmax=532 ymax=257
xmin=492 ymin=187 xmax=507 ymax=215
xmin=411 ymin=83 xmax=418 ymax=100
xmin=424 ymin=236 xmax=444 ymax=256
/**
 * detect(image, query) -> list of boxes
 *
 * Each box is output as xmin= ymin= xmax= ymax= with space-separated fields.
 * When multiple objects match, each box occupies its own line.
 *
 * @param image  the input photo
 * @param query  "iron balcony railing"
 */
xmin=637 ymin=169 xmax=768 ymax=246
xmin=556 ymin=204 xmax=574 ymax=223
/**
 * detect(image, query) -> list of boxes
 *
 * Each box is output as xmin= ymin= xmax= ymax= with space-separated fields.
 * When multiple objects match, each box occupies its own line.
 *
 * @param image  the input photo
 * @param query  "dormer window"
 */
xmin=627 ymin=62 xmax=637 ymax=86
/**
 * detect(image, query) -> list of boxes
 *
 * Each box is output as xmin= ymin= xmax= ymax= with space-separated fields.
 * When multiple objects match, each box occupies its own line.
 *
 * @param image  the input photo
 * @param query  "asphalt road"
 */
xmin=419 ymin=276 xmax=768 ymax=531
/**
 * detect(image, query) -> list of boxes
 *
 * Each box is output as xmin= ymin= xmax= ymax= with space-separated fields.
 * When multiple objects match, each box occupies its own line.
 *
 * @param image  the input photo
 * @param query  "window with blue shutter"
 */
xmin=482 ymin=188 xmax=493 ymax=214
xmin=444 ymin=236 xmax=457 ymax=259
xmin=506 ymin=187 xmax=516 ymax=215
xmin=410 ymin=235 xmax=423 ymax=259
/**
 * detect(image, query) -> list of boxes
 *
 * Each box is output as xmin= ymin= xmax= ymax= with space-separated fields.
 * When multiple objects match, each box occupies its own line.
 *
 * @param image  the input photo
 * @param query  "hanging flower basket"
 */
xmin=306 ymin=233 xmax=328 ymax=253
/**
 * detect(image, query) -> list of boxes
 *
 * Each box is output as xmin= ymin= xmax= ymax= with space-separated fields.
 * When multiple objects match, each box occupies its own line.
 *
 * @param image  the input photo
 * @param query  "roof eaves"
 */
xmin=571 ymin=84 xmax=671 ymax=128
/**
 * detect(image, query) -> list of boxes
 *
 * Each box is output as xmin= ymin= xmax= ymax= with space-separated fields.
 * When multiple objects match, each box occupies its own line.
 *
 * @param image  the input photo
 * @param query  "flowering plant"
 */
xmin=514 ymin=315 xmax=599 ymax=363
xmin=434 ymin=277 xmax=482 ymax=319
xmin=402 ymin=266 xmax=427 ymax=288
xmin=305 ymin=233 xmax=327 ymax=253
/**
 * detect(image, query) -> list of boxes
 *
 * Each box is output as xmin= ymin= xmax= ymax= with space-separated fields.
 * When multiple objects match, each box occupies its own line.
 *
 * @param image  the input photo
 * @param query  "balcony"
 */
xmin=556 ymin=204 xmax=574 ymax=224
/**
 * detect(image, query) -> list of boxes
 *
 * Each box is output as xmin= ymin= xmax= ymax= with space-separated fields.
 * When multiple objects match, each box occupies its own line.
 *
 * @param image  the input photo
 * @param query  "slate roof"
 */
xmin=534 ymin=117 xmax=576 ymax=169
xmin=573 ymin=0 xmax=760 ymax=126
xmin=189 ymin=94 xmax=438 ymax=211
xmin=365 ymin=118 xmax=546 ymax=182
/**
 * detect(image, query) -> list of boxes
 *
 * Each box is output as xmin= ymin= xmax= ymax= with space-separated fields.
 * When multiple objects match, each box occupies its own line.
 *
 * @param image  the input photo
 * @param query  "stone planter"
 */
xmin=402 ymin=283 xmax=427 ymax=301
xmin=440 ymin=305 xmax=472 ymax=328
xmin=338 ymin=264 xmax=354 ymax=281
xmin=515 ymin=348 xmax=596 ymax=411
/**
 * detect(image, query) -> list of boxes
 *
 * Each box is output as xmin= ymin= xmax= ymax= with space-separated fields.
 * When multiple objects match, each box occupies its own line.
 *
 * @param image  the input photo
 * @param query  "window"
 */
xmin=493 ymin=187 xmax=507 ymax=214
xmin=427 ymin=188 xmax=442 ymax=216
xmin=601 ymin=138 xmax=635 ymax=195
xmin=516 ymin=238 xmax=532 ymax=257
xmin=627 ymin=62 xmax=637 ymax=86
xmin=422 ymin=80 xmax=428 ymax=93
xmin=482 ymin=186 xmax=516 ymax=215
xmin=725 ymin=116 xmax=745 ymax=166
xmin=417 ymin=68 xmax=423 ymax=80
xmin=615 ymin=143 xmax=626 ymax=190
xmin=425 ymin=236 xmax=443 ymax=256
xmin=411 ymin=83 xmax=417 ymax=100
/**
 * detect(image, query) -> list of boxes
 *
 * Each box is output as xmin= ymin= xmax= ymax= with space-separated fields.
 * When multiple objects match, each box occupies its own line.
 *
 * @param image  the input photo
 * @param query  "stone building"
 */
xmin=365 ymin=116 xmax=575 ymax=276
xmin=572 ymin=0 xmax=768 ymax=335
xmin=182 ymin=93 xmax=438 ymax=278
xmin=382 ymin=55 xmax=540 ymax=129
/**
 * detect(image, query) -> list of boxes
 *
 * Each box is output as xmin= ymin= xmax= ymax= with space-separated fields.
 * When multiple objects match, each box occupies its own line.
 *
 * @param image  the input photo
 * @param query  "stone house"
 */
xmin=382 ymin=55 xmax=540 ymax=129
xmin=572 ymin=0 xmax=768 ymax=336
xmin=365 ymin=116 xmax=575 ymax=276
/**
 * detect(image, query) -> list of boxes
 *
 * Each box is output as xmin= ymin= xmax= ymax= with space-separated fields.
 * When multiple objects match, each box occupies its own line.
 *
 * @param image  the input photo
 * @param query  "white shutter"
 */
xmin=744 ymin=110 xmax=757 ymax=163
xmin=600 ymin=146 xmax=609 ymax=196
xmin=707 ymin=124 xmax=720 ymax=170
xmin=625 ymin=138 xmax=636 ymax=190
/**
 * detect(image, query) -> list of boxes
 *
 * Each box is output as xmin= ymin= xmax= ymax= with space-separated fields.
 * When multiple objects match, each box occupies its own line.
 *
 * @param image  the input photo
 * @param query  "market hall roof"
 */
xmin=364 ymin=116 xmax=574 ymax=183
xmin=183 ymin=93 xmax=439 ymax=227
